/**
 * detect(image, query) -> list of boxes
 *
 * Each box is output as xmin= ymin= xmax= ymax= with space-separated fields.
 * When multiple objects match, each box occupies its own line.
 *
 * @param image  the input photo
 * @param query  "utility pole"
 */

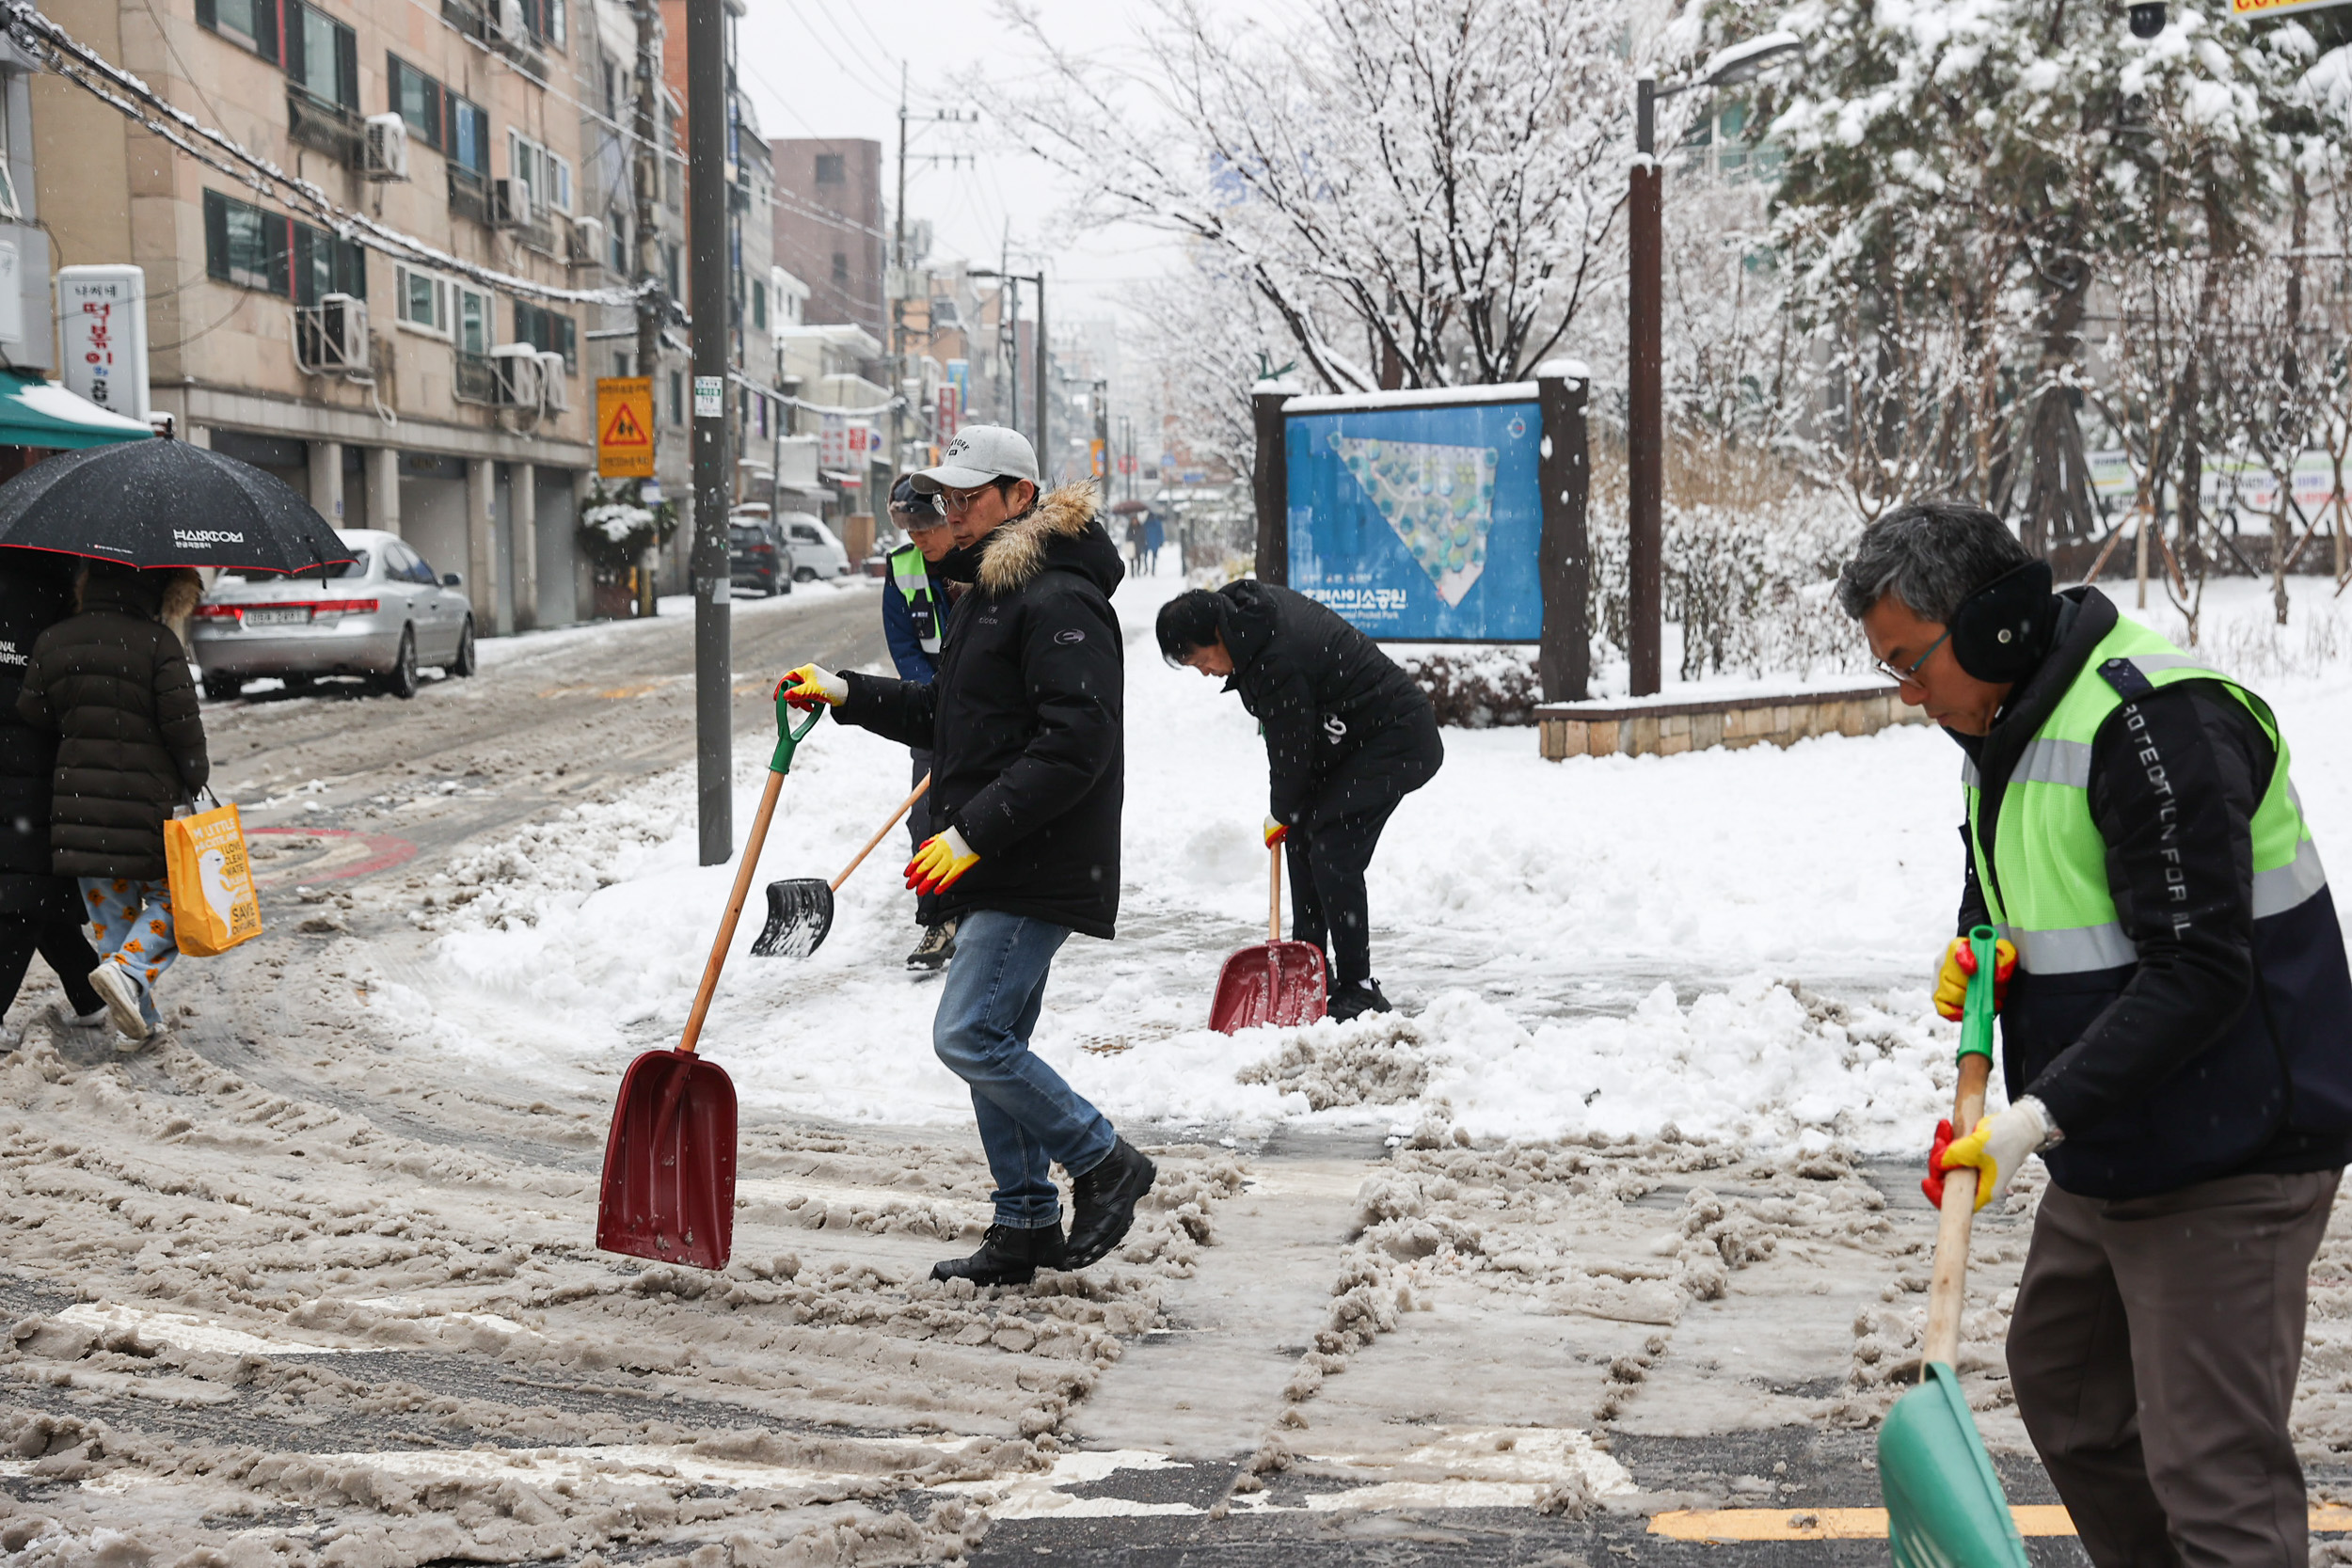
xmin=687 ymin=0 xmax=730 ymax=863
xmin=629 ymin=0 xmax=663 ymax=620
xmin=1628 ymin=76 xmax=1662 ymax=697
xmin=1033 ymin=271 xmax=1047 ymax=476
xmin=893 ymin=64 xmax=907 ymax=478
xmin=1091 ymin=377 xmax=1108 ymax=494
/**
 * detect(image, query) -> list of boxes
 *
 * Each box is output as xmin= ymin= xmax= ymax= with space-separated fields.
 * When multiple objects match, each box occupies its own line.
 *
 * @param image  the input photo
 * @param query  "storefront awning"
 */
xmin=0 ymin=372 xmax=152 ymax=450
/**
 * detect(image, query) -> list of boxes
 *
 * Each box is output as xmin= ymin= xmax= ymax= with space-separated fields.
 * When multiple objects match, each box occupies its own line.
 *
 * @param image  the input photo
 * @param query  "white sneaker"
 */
xmin=48 ymin=1003 xmax=105 ymax=1030
xmin=88 ymin=964 xmax=149 ymax=1042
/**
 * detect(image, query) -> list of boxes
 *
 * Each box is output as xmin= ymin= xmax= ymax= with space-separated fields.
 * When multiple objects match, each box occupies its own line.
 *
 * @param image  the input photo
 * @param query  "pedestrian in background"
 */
xmin=1144 ymin=513 xmax=1165 ymax=576
xmin=1158 ymin=580 xmax=1443 ymax=1020
xmin=1124 ymin=513 xmax=1147 ymax=576
xmin=0 ymin=552 xmax=103 ymax=1045
xmin=18 ymin=562 xmax=209 ymax=1049
xmin=882 ymin=473 xmax=975 ymax=973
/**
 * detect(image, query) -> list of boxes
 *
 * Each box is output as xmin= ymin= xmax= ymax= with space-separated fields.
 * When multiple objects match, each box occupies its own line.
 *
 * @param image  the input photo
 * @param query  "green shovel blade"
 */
xmin=1880 ymin=1363 xmax=2028 ymax=1568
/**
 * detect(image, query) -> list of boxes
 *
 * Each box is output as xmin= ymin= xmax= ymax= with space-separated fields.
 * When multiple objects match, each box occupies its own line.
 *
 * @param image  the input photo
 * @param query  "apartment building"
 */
xmin=35 ymin=0 xmax=621 ymax=631
xmin=769 ymin=136 xmax=882 ymax=345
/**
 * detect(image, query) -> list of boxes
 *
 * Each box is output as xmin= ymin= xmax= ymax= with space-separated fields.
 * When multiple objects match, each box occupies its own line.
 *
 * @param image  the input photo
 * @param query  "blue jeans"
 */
xmin=933 ymin=910 xmax=1118 ymax=1227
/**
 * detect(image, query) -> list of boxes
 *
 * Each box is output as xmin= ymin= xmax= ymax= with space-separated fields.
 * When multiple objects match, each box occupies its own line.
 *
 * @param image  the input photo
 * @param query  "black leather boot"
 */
xmin=1066 ymin=1138 xmax=1157 ymax=1269
xmin=930 ymin=1221 xmax=1067 ymax=1286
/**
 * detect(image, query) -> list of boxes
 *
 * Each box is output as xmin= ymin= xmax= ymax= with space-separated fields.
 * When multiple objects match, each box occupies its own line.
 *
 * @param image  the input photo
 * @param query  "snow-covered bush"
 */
xmin=577 ymin=479 xmax=678 ymax=571
xmin=1400 ymin=648 xmax=1542 ymax=728
xmin=1589 ymin=434 xmax=1866 ymax=682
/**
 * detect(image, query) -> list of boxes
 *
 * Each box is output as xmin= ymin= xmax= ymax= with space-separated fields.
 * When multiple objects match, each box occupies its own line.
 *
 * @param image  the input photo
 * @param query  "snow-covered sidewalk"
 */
xmin=404 ymin=573 xmax=2352 ymax=1157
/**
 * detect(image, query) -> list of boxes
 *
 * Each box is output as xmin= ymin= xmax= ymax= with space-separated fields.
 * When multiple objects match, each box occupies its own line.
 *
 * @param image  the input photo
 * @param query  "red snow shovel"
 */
xmin=750 ymin=772 xmax=931 ymax=958
xmin=1209 ymin=843 xmax=1327 ymax=1033
xmin=596 ymin=698 xmax=822 ymax=1273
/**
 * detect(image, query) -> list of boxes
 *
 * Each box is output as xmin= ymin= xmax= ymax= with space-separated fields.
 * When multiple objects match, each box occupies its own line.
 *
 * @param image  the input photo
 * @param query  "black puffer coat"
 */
xmin=1216 ymin=580 xmax=1441 ymax=830
xmin=0 ymin=557 xmax=81 ymax=917
xmin=19 ymin=566 xmax=210 ymax=880
xmin=839 ymin=484 xmax=1125 ymax=938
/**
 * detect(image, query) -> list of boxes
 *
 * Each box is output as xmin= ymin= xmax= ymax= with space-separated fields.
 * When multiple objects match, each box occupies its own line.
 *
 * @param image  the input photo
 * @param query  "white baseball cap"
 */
xmin=913 ymin=424 xmax=1040 ymax=493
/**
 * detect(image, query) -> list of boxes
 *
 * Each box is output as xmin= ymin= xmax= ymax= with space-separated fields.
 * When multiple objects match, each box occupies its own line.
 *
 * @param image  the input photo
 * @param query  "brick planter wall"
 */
xmin=1536 ymin=687 xmax=1928 ymax=760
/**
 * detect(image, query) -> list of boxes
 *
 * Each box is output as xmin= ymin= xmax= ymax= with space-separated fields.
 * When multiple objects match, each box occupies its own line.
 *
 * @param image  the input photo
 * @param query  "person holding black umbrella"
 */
xmin=0 ymin=551 xmax=103 ymax=1045
xmin=18 ymin=562 xmax=210 ymax=1048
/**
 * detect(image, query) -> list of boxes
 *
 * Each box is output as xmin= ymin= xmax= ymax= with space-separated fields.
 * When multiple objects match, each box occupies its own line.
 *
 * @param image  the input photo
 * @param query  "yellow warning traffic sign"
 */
xmin=596 ymin=377 xmax=655 ymax=478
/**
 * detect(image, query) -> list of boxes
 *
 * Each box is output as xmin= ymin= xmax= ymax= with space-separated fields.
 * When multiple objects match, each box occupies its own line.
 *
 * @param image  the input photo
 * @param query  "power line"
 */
xmin=775 ymin=0 xmax=898 ymax=103
xmin=8 ymin=0 xmax=648 ymax=308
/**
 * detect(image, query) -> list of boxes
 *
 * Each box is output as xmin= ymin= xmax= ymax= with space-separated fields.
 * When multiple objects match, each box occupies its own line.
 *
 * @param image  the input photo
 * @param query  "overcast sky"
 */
xmin=731 ymin=0 xmax=1284 ymax=322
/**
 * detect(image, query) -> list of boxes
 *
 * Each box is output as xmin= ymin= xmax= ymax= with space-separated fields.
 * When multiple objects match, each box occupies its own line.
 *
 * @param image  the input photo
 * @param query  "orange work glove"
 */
xmin=905 ymin=827 xmax=979 ymax=895
xmin=1932 ymin=935 xmax=2018 ymax=1022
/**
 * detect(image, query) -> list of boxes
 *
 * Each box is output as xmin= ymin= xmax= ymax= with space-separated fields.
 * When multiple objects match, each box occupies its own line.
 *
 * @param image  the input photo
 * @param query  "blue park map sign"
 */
xmin=1285 ymin=398 xmax=1543 ymax=641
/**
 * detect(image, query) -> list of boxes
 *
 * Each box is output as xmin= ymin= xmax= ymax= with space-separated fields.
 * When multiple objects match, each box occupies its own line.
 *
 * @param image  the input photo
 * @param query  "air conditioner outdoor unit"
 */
xmin=294 ymin=293 xmax=370 ymax=376
xmin=488 ymin=342 xmax=542 ymax=408
xmin=535 ymin=351 xmax=569 ymax=412
xmin=491 ymin=178 xmax=532 ymax=230
xmin=362 ymin=113 xmax=409 ymax=182
xmin=565 ymin=214 xmax=603 ymax=265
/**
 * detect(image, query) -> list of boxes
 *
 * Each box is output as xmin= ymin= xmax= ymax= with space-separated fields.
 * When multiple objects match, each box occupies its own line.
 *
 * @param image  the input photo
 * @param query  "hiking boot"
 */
xmin=905 ymin=918 xmax=959 ymax=973
xmin=1065 ymin=1138 xmax=1156 ymax=1269
xmin=930 ymin=1221 xmax=1066 ymax=1287
xmin=1327 ymin=980 xmax=1394 ymax=1022
xmin=89 ymin=964 xmax=149 ymax=1042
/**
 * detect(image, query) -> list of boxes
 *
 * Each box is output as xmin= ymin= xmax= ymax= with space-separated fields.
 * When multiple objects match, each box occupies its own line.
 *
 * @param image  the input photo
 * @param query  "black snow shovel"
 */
xmin=596 ymin=697 xmax=821 ymax=1273
xmin=1878 ymin=925 xmax=2029 ymax=1568
xmin=750 ymin=773 xmax=932 ymax=958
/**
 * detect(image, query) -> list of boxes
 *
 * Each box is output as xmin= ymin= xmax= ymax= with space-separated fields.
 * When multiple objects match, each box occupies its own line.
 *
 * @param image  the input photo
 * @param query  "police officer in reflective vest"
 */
xmin=883 ymin=473 xmax=965 ymax=971
xmin=1839 ymin=501 xmax=2352 ymax=1568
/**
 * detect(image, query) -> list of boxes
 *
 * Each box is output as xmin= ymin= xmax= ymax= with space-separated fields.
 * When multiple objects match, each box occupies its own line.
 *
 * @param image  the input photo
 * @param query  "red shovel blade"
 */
xmin=1210 ymin=939 xmax=1328 ymax=1034
xmin=596 ymin=1048 xmax=738 ymax=1271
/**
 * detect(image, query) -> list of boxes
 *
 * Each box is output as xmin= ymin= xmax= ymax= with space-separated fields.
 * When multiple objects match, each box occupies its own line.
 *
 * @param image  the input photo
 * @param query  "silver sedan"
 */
xmin=188 ymin=529 xmax=476 ymax=701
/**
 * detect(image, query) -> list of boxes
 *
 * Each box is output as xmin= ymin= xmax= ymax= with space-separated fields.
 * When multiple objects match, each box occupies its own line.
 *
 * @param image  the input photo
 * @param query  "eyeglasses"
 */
xmin=1872 ymin=626 xmax=1951 ymax=687
xmin=939 ymin=483 xmax=996 ymax=514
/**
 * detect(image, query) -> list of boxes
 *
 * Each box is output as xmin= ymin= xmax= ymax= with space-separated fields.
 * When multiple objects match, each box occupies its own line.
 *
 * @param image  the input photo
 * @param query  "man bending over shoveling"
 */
xmin=779 ymin=424 xmax=1157 ymax=1287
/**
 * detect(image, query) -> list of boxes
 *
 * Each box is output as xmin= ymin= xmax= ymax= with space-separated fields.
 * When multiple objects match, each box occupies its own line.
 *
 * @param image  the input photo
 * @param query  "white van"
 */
xmin=779 ymin=512 xmax=853 ymax=581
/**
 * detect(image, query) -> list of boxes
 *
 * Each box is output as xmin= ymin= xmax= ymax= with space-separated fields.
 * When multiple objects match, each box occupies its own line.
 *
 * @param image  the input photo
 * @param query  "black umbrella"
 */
xmin=0 ymin=436 xmax=356 ymax=576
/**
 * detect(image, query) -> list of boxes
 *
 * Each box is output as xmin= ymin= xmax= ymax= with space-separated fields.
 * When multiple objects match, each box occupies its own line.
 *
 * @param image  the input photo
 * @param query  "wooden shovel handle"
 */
xmin=1921 ymin=1051 xmax=1992 ymax=1370
xmin=678 ymin=768 xmax=787 ymax=1057
xmin=833 ymin=773 xmax=930 ymax=891
xmin=1268 ymin=841 xmax=1282 ymax=944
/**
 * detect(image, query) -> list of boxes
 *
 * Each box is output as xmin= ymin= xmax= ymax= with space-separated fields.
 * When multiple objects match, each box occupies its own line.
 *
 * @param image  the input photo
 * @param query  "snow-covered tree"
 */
xmin=1728 ymin=0 xmax=2306 ymax=546
xmin=997 ymin=0 xmax=1685 ymax=391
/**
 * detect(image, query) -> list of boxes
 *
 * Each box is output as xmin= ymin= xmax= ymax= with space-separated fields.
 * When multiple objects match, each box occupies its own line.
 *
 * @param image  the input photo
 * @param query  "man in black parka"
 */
xmin=1158 ymin=580 xmax=1443 ymax=1020
xmin=780 ymin=424 xmax=1156 ymax=1287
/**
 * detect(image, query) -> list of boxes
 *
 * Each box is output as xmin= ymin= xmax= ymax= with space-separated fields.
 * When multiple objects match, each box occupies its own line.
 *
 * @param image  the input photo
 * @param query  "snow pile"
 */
xmin=415 ymin=575 xmax=2352 ymax=1158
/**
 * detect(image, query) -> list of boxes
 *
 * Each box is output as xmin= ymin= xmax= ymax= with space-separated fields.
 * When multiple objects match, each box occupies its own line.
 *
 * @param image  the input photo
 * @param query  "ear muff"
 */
xmin=1949 ymin=559 xmax=2056 ymax=683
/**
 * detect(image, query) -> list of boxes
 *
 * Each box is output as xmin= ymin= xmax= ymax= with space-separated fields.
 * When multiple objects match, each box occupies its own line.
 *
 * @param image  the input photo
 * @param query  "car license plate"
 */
xmin=242 ymin=607 xmax=310 ymax=626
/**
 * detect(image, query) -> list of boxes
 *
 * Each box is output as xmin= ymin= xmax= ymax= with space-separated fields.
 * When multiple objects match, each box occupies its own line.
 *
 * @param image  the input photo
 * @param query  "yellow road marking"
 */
xmin=1649 ymin=1505 xmax=2352 ymax=1542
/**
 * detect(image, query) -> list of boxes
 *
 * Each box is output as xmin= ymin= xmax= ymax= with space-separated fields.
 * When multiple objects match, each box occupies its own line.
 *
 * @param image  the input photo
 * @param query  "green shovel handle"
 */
xmin=1959 ymin=923 xmax=1998 ymax=1062
xmin=771 ymin=697 xmax=824 ymax=773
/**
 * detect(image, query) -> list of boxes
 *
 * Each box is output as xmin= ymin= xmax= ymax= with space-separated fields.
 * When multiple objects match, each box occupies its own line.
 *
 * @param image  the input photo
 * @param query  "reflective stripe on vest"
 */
xmin=1962 ymin=620 xmax=2328 ymax=975
xmin=889 ymin=544 xmax=942 ymax=654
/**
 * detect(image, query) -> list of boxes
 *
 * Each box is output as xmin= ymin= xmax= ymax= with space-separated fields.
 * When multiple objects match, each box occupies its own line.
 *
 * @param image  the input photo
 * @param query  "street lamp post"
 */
xmin=1625 ymin=34 xmax=1802 ymax=698
xmin=972 ymin=266 xmax=1047 ymax=465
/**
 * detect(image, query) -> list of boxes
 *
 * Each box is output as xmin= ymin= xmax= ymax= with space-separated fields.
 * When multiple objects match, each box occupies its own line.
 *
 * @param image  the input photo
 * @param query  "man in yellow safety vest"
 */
xmin=1837 ymin=500 xmax=2352 ymax=1568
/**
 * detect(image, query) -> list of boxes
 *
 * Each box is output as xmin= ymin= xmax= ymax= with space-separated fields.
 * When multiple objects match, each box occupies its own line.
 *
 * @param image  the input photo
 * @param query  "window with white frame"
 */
xmin=393 ymin=263 xmax=451 ymax=336
xmin=506 ymin=131 xmax=572 ymax=214
xmin=456 ymin=284 xmax=493 ymax=356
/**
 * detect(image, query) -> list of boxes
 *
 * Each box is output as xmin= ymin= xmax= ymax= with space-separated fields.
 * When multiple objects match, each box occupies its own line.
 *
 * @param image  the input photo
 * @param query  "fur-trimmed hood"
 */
xmin=976 ymin=483 xmax=1123 ymax=598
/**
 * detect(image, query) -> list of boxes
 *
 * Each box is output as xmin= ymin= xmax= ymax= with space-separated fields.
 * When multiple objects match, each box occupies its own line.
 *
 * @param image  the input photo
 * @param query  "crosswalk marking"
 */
xmin=1651 ymin=1505 xmax=2352 ymax=1542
